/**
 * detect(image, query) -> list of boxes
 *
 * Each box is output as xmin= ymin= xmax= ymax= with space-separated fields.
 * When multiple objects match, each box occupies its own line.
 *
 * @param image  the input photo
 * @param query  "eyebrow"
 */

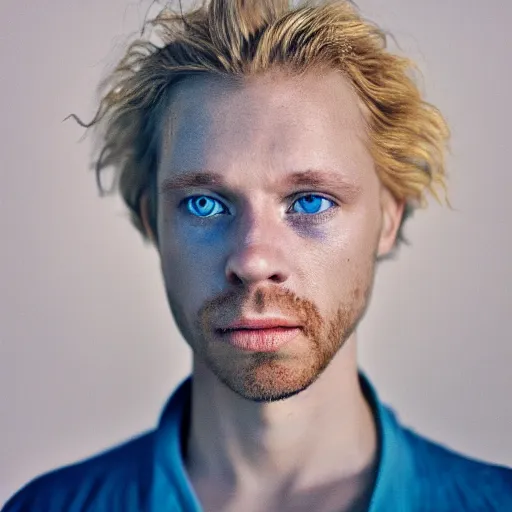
xmin=159 ymin=169 xmax=361 ymax=196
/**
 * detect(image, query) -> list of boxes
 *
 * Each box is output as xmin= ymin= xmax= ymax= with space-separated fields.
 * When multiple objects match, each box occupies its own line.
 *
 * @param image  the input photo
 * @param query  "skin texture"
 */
xmin=141 ymin=68 xmax=404 ymax=512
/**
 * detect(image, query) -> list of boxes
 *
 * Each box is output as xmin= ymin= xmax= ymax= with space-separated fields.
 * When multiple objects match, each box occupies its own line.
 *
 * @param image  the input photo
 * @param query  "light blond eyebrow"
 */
xmin=283 ymin=169 xmax=359 ymax=191
xmin=159 ymin=169 xmax=361 ymax=197
xmin=159 ymin=171 xmax=225 ymax=193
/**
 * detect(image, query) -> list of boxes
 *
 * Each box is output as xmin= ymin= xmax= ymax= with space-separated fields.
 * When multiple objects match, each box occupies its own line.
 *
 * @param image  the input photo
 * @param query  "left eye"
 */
xmin=291 ymin=194 xmax=335 ymax=215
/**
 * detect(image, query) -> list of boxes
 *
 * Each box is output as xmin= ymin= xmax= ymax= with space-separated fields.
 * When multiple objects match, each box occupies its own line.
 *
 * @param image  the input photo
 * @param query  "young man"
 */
xmin=4 ymin=0 xmax=512 ymax=510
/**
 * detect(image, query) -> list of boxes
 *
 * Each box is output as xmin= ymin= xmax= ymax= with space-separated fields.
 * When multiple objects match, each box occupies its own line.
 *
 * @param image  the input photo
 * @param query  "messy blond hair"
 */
xmin=75 ymin=0 xmax=450 ymax=249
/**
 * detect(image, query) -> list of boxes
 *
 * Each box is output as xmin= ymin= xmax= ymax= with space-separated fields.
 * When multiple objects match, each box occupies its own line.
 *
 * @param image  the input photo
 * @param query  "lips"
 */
xmin=215 ymin=317 xmax=302 ymax=352
xmin=217 ymin=317 xmax=301 ymax=331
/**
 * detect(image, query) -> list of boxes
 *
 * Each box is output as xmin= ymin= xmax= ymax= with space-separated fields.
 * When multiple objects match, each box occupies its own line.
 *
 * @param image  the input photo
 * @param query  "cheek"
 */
xmin=306 ymin=218 xmax=378 ymax=301
xmin=310 ymin=248 xmax=362 ymax=300
xmin=159 ymin=215 xmax=228 ymax=302
xmin=161 ymin=238 xmax=210 ymax=284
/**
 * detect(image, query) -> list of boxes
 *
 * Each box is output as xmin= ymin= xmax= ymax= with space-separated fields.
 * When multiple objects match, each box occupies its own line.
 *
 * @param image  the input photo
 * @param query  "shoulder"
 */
xmin=398 ymin=420 xmax=512 ymax=511
xmin=2 ymin=431 xmax=155 ymax=512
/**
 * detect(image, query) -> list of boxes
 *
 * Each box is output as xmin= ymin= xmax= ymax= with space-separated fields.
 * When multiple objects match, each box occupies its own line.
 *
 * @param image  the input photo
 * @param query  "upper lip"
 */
xmin=218 ymin=317 xmax=301 ymax=331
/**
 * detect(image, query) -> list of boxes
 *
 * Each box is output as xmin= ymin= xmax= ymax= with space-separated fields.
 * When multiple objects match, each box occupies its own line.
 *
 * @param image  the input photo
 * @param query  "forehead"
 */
xmin=158 ymin=69 xmax=373 ymax=184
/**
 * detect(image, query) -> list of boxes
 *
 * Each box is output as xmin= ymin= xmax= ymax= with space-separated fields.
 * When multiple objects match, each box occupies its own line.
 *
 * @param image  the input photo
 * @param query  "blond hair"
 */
xmin=74 ymin=0 xmax=450 ymax=249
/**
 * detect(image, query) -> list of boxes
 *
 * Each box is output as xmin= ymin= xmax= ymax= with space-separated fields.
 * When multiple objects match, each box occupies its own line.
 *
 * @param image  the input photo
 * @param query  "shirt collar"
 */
xmin=359 ymin=373 xmax=414 ymax=511
xmin=154 ymin=372 xmax=413 ymax=511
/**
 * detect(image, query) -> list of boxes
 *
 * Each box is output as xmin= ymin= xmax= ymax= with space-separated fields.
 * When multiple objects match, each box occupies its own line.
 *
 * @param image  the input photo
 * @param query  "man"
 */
xmin=4 ymin=0 xmax=512 ymax=511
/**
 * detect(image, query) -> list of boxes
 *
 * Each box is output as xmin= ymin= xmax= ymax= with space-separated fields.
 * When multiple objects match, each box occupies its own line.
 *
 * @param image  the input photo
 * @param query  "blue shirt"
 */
xmin=3 ymin=373 xmax=512 ymax=511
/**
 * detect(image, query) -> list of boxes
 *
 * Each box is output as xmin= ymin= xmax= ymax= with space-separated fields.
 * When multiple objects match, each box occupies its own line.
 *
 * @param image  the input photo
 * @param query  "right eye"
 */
xmin=183 ymin=195 xmax=228 ymax=218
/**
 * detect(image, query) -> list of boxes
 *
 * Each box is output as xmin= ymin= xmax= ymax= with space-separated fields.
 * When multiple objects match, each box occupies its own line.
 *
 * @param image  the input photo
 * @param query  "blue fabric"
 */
xmin=4 ymin=373 xmax=512 ymax=511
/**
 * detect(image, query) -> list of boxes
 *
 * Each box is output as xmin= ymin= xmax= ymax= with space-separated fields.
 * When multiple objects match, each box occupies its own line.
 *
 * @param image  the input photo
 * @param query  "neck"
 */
xmin=184 ymin=332 xmax=378 ymax=511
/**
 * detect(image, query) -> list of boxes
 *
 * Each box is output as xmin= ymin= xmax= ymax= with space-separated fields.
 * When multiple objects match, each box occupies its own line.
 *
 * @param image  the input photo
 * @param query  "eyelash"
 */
xmin=179 ymin=193 xmax=339 ymax=219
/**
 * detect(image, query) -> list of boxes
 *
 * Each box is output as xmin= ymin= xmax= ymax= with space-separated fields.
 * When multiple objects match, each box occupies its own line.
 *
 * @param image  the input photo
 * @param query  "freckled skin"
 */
xmin=155 ymin=69 xmax=389 ymax=403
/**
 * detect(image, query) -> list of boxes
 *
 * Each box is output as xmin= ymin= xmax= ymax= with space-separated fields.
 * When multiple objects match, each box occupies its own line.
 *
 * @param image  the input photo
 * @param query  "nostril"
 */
xmin=227 ymin=272 xmax=244 ymax=286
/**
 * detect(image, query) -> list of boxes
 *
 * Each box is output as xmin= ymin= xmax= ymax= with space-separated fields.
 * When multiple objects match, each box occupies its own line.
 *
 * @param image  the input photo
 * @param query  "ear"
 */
xmin=140 ymin=192 xmax=157 ymax=245
xmin=377 ymin=186 xmax=405 ymax=257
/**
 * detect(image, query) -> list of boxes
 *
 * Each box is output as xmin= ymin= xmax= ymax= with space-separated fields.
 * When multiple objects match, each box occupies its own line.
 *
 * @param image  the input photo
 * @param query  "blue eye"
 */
xmin=183 ymin=193 xmax=335 ymax=218
xmin=184 ymin=196 xmax=227 ymax=217
xmin=291 ymin=194 xmax=335 ymax=215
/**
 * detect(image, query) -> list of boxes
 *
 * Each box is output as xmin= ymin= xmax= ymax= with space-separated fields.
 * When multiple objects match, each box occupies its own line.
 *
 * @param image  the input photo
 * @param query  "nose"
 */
xmin=225 ymin=244 xmax=291 ymax=286
xmin=224 ymin=212 xmax=292 ymax=287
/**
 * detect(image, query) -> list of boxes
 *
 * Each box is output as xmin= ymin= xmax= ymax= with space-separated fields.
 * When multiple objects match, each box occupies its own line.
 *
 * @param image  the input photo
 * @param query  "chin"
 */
xmin=211 ymin=355 xmax=327 ymax=402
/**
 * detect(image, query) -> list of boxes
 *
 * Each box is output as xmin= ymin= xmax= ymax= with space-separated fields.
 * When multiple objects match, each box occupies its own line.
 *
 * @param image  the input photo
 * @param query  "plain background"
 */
xmin=1 ymin=0 xmax=511 ymax=503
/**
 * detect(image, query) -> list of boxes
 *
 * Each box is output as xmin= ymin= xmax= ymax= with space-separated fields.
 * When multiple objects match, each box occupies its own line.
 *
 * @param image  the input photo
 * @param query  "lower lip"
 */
xmin=217 ymin=327 xmax=302 ymax=352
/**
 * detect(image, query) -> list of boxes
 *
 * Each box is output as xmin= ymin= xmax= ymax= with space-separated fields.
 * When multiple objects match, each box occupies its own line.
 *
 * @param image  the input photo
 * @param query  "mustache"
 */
xmin=198 ymin=286 xmax=323 ymax=336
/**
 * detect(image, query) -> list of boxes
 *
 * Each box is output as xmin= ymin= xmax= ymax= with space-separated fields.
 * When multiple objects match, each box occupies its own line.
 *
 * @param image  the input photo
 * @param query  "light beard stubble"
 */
xmin=192 ymin=259 xmax=376 ymax=403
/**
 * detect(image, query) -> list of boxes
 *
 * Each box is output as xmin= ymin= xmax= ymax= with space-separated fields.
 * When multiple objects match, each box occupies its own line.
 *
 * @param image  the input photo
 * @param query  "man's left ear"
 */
xmin=377 ymin=186 xmax=405 ymax=257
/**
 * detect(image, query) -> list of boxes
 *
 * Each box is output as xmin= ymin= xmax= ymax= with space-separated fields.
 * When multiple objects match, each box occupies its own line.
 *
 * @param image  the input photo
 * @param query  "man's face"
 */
xmin=155 ymin=69 xmax=395 ymax=402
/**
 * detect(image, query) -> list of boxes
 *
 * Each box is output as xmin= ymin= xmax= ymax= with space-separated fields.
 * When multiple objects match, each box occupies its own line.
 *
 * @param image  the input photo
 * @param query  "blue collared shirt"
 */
xmin=3 ymin=373 xmax=512 ymax=511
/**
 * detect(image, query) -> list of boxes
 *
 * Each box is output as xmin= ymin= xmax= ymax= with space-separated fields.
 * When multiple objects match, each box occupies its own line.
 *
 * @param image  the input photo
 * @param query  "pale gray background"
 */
xmin=1 ymin=0 xmax=511 ymax=504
